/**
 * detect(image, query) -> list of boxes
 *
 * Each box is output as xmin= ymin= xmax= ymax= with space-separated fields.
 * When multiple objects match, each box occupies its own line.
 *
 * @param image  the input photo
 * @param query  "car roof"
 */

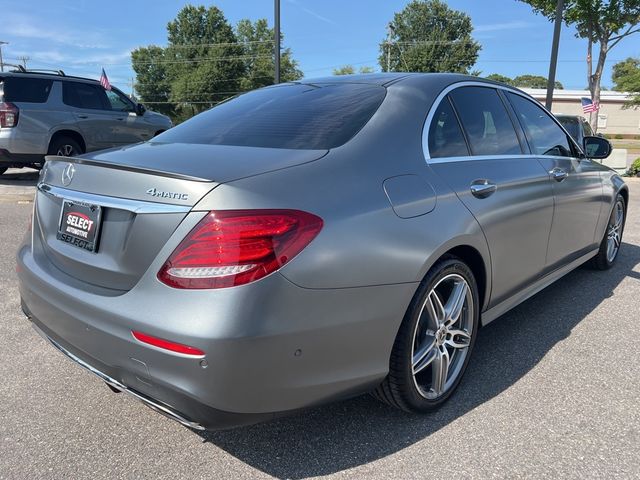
xmin=0 ymin=71 xmax=100 ymax=85
xmin=297 ymin=72 xmax=520 ymax=89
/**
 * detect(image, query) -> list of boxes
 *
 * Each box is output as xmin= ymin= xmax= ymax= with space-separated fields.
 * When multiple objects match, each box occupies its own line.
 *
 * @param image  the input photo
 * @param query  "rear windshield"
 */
xmin=1 ymin=77 xmax=53 ymax=103
xmin=155 ymin=83 xmax=386 ymax=150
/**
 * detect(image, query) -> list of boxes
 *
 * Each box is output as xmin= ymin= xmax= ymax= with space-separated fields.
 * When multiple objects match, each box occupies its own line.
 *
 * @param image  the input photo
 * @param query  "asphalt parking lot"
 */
xmin=1 ymin=169 xmax=639 ymax=479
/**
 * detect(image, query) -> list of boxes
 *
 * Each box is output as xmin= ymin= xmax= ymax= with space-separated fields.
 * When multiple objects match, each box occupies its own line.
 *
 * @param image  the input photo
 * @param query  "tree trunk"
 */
xmin=590 ymin=41 xmax=608 ymax=133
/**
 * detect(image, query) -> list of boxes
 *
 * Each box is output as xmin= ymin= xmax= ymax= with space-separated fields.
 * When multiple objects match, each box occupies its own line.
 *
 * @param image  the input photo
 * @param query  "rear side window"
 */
xmin=428 ymin=97 xmax=469 ymax=158
xmin=155 ymin=83 xmax=386 ymax=150
xmin=507 ymin=93 xmax=573 ymax=157
xmin=63 ymin=82 xmax=109 ymax=110
xmin=1 ymin=77 xmax=53 ymax=103
xmin=449 ymin=87 xmax=522 ymax=156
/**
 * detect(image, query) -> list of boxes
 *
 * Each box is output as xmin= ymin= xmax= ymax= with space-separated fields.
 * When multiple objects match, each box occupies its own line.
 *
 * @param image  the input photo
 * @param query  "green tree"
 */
xmin=333 ymin=65 xmax=355 ymax=75
xmin=519 ymin=0 xmax=640 ymax=130
xmin=165 ymin=5 xmax=245 ymax=116
xmin=236 ymin=18 xmax=302 ymax=91
xmin=132 ymin=5 xmax=303 ymax=122
xmin=512 ymin=74 xmax=563 ymax=89
xmin=379 ymin=0 xmax=481 ymax=73
xmin=131 ymin=46 xmax=173 ymax=116
xmin=612 ymin=57 xmax=640 ymax=107
xmin=333 ymin=65 xmax=376 ymax=75
xmin=486 ymin=73 xmax=513 ymax=85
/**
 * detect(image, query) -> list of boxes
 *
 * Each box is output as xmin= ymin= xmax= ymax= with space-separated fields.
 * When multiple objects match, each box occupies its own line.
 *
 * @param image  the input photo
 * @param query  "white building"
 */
xmin=521 ymin=88 xmax=640 ymax=137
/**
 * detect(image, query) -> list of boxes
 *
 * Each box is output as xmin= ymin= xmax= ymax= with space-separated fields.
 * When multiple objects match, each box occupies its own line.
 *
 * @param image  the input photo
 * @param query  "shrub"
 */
xmin=615 ymin=134 xmax=624 ymax=139
xmin=626 ymin=157 xmax=640 ymax=177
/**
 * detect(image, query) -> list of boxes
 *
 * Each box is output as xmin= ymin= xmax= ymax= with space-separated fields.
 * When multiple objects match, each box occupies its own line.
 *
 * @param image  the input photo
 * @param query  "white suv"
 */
xmin=0 ymin=69 xmax=172 ymax=175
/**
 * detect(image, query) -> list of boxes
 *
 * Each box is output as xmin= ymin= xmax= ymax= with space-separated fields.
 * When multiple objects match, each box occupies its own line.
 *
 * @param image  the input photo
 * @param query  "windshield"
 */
xmin=556 ymin=117 xmax=580 ymax=142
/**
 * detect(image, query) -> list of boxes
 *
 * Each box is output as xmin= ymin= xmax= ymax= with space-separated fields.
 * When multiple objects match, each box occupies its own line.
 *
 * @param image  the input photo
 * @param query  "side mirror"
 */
xmin=135 ymin=103 xmax=146 ymax=116
xmin=583 ymin=136 xmax=612 ymax=159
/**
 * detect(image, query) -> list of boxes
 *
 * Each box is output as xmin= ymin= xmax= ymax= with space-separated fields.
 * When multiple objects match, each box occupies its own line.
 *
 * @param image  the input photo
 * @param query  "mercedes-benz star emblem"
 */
xmin=61 ymin=164 xmax=75 ymax=186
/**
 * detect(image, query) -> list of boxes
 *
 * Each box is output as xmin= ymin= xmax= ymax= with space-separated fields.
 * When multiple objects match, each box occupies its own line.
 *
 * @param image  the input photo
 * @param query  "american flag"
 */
xmin=581 ymin=97 xmax=599 ymax=113
xmin=99 ymin=68 xmax=111 ymax=91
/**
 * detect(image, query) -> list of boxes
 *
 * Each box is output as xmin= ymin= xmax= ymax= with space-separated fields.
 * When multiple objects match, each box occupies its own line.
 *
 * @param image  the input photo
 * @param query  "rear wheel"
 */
xmin=374 ymin=256 xmax=479 ymax=412
xmin=48 ymin=136 xmax=83 ymax=157
xmin=590 ymin=194 xmax=626 ymax=270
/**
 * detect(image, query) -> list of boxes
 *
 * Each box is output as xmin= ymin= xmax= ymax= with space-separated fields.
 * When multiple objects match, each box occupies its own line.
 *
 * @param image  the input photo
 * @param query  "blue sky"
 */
xmin=1 ymin=0 xmax=639 ymax=92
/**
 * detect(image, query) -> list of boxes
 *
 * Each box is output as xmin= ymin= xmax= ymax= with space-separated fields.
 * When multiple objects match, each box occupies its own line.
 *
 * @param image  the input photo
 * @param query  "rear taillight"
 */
xmin=158 ymin=209 xmax=323 ymax=289
xmin=0 ymin=102 xmax=19 ymax=128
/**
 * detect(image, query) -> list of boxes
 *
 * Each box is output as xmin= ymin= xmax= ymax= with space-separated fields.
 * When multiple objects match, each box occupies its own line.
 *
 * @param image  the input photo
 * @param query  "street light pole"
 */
xmin=0 ymin=41 xmax=8 ymax=73
xmin=545 ymin=0 xmax=564 ymax=110
xmin=274 ymin=0 xmax=281 ymax=84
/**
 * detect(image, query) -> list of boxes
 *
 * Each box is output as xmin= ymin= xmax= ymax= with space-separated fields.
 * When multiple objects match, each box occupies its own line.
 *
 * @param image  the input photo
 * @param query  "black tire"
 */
xmin=47 ymin=136 xmax=83 ymax=157
xmin=0 ymin=167 xmax=7 ymax=176
xmin=373 ymin=256 xmax=480 ymax=412
xmin=590 ymin=193 xmax=626 ymax=270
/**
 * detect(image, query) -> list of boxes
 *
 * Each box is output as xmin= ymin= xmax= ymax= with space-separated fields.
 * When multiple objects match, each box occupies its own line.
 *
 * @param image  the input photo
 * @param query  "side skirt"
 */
xmin=481 ymin=249 xmax=598 ymax=326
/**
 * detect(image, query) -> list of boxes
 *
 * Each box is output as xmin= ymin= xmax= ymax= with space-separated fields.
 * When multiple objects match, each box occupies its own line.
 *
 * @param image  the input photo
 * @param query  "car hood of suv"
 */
xmin=80 ymin=142 xmax=328 ymax=183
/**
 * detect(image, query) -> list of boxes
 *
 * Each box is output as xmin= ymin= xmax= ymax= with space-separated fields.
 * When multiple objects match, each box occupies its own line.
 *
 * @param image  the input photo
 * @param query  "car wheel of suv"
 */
xmin=590 ymin=194 xmax=626 ymax=270
xmin=373 ymin=256 xmax=479 ymax=412
xmin=48 ymin=137 xmax=83 ymax=157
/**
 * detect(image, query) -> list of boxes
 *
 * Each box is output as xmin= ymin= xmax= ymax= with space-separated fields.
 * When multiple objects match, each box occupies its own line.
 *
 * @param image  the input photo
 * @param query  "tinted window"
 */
xmin=449 ymin=87 xmax=521 ymax=156
xmin=63 ymin=82 xmax=109 ymax=110
xmin=106 ymin=89 xmax=134 ymax=112
xmin=156 ymin=83 xmax=386 ymax=150
xmin=2 ymin=77 xmax=53 ymax=103
xmin=428 ymin=97 xmax=469 ymax=158
xmin=507 ymin=93 xmax=573 ymax=157
xmin=557 ymin=117 xmax=579 ymax=142
xmin=583 ymin=120 xmax=594 ymax=137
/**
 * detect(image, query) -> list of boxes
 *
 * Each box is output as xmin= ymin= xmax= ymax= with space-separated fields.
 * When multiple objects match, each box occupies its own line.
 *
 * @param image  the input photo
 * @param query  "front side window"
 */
xmin=63 ymin=82 xmax=109 ymax=110
xmin=428 ymin=97 xmax=469 ymax=158
xmin=449 ymin=86 xmax=522 ymax=156
xmin=106 ymin=89 xmax=135 ymax=112
xmin=507 ymin=92 xmax=573 ymax=157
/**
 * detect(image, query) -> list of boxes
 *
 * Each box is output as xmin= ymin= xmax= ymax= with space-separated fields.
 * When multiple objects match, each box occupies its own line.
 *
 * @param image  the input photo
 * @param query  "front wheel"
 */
xmin=374 ymin=256 xmax=479 ymax=412
xmin=590 ymin=194 xmax=626 ymax=270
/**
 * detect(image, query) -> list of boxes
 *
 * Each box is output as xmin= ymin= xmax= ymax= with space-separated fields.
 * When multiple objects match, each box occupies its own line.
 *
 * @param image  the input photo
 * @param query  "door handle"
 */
xmin=550 ymin=168 xmax=568 ymax=182
xmin=77 ymin=115 xmax=89 ymax=119
xmin=470 ymin=180 xmax=497 ymax=199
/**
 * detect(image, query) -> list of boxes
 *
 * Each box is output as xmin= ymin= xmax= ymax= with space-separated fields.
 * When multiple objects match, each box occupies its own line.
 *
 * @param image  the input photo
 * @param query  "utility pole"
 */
xmin=0 ymin=41 xmax=8 ymax=72
xmin=545 ymin=0 xmax=564 ymax=110
xmin=274 ymin=0 xmax=281 ymax=84
xmin=18 ymin=55 xmax=30 ymax=69
xmin=386 ymin=24 xmax=393 ymax=72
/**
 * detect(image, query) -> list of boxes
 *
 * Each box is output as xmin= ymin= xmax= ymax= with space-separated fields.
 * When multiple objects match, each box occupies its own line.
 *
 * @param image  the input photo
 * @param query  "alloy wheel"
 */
xmin=56 ymin=144 xmax=76 ymax=156
xmin=606 ymin=200 xmax=624 ymax=263
xmin=411 ymin=273 xmax=474 ymax=399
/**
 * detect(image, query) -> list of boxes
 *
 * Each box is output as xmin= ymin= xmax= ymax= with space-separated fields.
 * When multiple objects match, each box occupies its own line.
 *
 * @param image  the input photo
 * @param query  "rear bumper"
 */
xmin=24 ymin=306 xmax=272 ymax=430
xmin=0 ymin=149 xmax=43 ymax=167
xmin=17 ymin=238 xmax=416 ymax=429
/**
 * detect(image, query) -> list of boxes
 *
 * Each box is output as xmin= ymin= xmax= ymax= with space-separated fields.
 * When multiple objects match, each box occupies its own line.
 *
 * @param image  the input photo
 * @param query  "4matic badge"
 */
xmin=146 ymin=188 xmax=189 ymax=201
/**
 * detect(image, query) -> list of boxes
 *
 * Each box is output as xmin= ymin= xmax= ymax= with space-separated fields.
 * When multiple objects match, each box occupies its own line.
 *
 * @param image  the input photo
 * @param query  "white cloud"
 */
xmin=2 ymin=13 xmax=109 ymax=49
xmin=474 ymin=21 xmax=533 ymax=33
xmin=285 ymin=0 xmax=337 ymax=26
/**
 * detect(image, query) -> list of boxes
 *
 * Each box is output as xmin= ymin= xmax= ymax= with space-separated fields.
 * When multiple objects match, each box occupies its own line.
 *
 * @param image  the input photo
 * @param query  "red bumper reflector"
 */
xmin=131 ymin=331 xmax=205 ymax=356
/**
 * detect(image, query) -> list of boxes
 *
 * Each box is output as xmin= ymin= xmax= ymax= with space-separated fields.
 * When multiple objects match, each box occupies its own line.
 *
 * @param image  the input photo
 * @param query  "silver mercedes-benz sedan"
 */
xmin=17 ymin=73 xmax=627 ymax=430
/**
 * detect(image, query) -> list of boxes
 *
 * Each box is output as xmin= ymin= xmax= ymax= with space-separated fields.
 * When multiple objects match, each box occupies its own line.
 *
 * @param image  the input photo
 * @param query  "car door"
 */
xmin=62 ymin=81 xmax=129 ymax=150
xmin=104 ymin=88 xmax=153 ymax=144
xmin=506 ymin=92 xmax=603 ymax=270
xmin=426 ymin=86 xmax=554 ymax=308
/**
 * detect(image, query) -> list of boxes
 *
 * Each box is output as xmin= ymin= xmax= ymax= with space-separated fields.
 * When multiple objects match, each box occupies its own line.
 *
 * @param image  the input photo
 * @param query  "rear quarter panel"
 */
xmin=194 ymin=77 xmax=492 ymax=302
